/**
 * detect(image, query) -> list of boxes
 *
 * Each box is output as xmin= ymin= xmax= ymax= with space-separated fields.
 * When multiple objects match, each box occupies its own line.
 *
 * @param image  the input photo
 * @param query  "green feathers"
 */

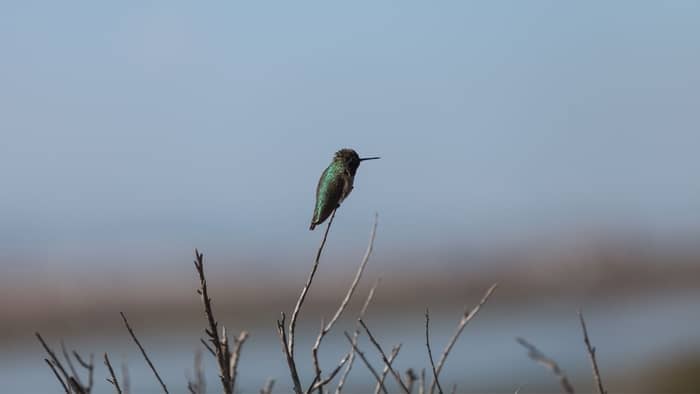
xmin=310 ymin=161 xmax=348 ymax=230
xmin=309 ymin=149 xmax=379 ymax=231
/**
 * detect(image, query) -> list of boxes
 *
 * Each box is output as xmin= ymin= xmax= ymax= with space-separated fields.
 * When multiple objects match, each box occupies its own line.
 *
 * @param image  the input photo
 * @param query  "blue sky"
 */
xmin=1 ymin=2 xmax=699 ymax=272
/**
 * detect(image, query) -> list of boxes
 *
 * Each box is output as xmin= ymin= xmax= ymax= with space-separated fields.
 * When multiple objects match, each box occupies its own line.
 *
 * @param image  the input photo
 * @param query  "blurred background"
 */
xmin=2 ymin=1 xmax=699 ymax=393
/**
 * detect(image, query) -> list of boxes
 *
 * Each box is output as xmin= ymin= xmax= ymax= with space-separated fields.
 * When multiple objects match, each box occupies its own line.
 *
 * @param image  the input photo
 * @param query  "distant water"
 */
xmin=3 ymin=290 xmax=699 ymax=393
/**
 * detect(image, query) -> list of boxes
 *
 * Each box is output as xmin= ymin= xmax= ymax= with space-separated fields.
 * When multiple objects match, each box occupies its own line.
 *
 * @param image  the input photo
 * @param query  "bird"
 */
xmin=310 ymin=148 xmax=380 ymax=230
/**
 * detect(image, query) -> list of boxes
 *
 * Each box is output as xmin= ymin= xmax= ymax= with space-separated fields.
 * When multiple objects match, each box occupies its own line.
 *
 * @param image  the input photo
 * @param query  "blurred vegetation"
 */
xmin=646 ymin=353 xmax=700 ymax=393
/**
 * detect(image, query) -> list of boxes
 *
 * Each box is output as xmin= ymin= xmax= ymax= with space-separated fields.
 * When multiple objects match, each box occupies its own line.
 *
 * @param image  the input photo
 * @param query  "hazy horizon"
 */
xmin=1 ymin=4 xmax=699 ymax=258
xmin=3 ymin=3 xmax=700 ymax=277
xmin=3 ymin=3 xmax=700 ymax=393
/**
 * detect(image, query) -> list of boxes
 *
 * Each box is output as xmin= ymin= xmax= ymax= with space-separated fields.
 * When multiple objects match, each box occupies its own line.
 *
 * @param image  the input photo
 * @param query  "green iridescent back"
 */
xmin=310 ymin=160 xmax=347 ymax=230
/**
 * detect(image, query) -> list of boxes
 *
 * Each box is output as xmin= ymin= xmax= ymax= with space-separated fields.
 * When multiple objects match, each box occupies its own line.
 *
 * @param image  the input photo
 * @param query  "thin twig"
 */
xmin=405 ymin=369 xmax=417 ymax=394
xmin=430 ymin=283 xmax=498 ymax=394
xmin=343 ymin=331 xmax=387 ymax=394
xmin=68 ymin=377 xmax=84 ymax=394
xmin=425 ymin=309 xmax=444 ymax=394
xmin=104 ymin=353 xmax=123 ymax=394
xmin=187 ymin=349 xmax=205 ymax=394
xmin=516 ymin=337 xmax=574 ymax=394
xmin=73 ymin=352 xmax=94 ymax=393
xmin=195 ymin=350 xmax=204 ymax=394
xmin=313 ymin=214 xmax=378 ymax=390
xmin=578 ymin=311 xmax=606 ymax=394
xmin=260 ymin=378 xmax=276 ymax=394
xmin=119 ymin=312 xmax=169 ymax=393
xmin=336 ymin=277 xmax=381 ymax=394
xmin=199 ymin=338 xmax=216 ymax=357
xmin=230 ymin=331 xmax=249 ymax=393
xmin=194 ymin=249 xmax=233 ymax=394
xmin=72 ymin=351 xmax=91 ymax=368
xmin=288 ymin=209 xmax=336 ymax=357
xmin=277 ymin=313 xmax=303 ymax=394
xmin=121 ymin=361 xmax=130 ymax=394
xmin=222 ymin=327 xmax=233 ymax=390
xmin=374 ymin=344 xmax=401 ymax=394
xmin=312 ymin=317 xmax=325 ymax=393
xmin=37 ymin=332 xmax=84 ymax=393
xmin=38 ymin=341 xmax=93 ymax=394
xmin=359 ymin=319 xmax=410 ymax=393
xmin=36 ymin=333 xmax=72 ymax=386
xmin=419 ymin=368 xmax=426 ymax=394
xmin=88 ymin=355 xmax=95 ymax=391
xmin=450 ymin=383 xmax=458 ymax=394
xmin=305 ymin=376 xmax=320 ymax=394
xmin=61 ymin=341 xmax=83 ymax=390
xmin=44 ymin=358 xmax=69 ymax=394
xmin=309 ymin=352 xmax=352 ymax=393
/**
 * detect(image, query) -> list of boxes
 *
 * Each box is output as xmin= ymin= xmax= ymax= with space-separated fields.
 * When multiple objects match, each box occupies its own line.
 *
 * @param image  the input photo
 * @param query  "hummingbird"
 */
xmin=310 ymin=148 xmax=380 ymax=230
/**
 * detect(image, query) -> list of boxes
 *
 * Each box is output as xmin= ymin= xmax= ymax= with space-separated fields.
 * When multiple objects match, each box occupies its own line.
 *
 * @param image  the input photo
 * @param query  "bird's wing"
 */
xmin=311 ymin=166 xmax=345 ymax=227
xmin=340 ymin=170 xmax=354 ymax=202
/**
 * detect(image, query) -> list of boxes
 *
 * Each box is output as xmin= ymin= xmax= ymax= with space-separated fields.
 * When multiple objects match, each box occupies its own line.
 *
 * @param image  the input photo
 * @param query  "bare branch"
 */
xmin=119 ymin=312 xmax=169 ymax=393
xmin=578 ymin=311 xmax=606 ymax=394
xmin=430 ymin=283 xmax=498 ymax=394
xmin=36 ymin=333 xmax=80 ymax=393
xmin=419 ymin=368 xmax=426 ymax=394
xmin=312 ymin=318 xmax=325 ymax=392
xmin=336 ymin=278 xmax=381 ymax=394
xmin=450 ymin=383 xmax=458 ymax=394
xmin=72 ymin=352 xmax=94 ymax=393
xmin=187 ymin=349 xmax=205 ymax=394
xmin=199 ymin=338 xmax=216 ymax=357
xmin=67 ymin=377 xmax=84 ymax=394
xmin=304 ymin=376 xmax=320 ymax=394
xmin=121 ymin=361 xmax=130 ymax=394
xmin=44 ymin=358 xmax=69 ymax=394
xmin=343 ymin=331 xmax=387 ymax=394
xmin=194 ymin=249 xmax=233 ymax=394
xmin=359 ymin=319 xmax=410 ymax=393
xmin=277 ymin=313 xmax=303 ymax=394
xmin=38 ymin=339 xmax=93 ymax=394
xmin=425 ymin=310 xmax=444 ymax=394
xmin=309 ymin=352 xmax=351 ymax=393
xmin=313 ymin=214 xmax=378 ymax=389
xmin=260 ymin=378 xmax=276 ymax=394
xmin=374 ymin=344 xmax=401 ymax=394
xmin=288 ymin=209 xmax=336 ymax=357
xmin=230 ymin=331 xmax=249 ymax=392
xmin=405 ymin=369 xmax=417 ymax=394
xmin=72 ymin=352 xmax=90 ymax=369
xmin=324 ymin=214 xmax=378 ymax=332
xmin=104 ymin=353 xmax=123 ymax=394
xmin=84 ymin=355 xmax=94 ymax=393
xmin=516 ymin=337 xmax=574 ymax=394
xmin=61 ymin=341 xmax=83 ymax=390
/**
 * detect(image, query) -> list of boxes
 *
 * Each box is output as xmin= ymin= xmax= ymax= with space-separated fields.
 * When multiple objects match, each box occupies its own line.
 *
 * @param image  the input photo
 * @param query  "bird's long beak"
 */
xmin=360 ymin=156 xmax=380 ymax=161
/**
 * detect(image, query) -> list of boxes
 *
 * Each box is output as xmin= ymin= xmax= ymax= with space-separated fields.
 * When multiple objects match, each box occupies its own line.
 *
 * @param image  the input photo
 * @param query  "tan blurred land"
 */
xmin=2 ymin=243 xmax=698 ymax=346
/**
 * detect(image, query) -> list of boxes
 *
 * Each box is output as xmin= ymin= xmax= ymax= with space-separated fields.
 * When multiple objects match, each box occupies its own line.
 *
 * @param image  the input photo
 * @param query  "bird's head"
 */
xmin=334 ymin=148 xmax=380 ymax=176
